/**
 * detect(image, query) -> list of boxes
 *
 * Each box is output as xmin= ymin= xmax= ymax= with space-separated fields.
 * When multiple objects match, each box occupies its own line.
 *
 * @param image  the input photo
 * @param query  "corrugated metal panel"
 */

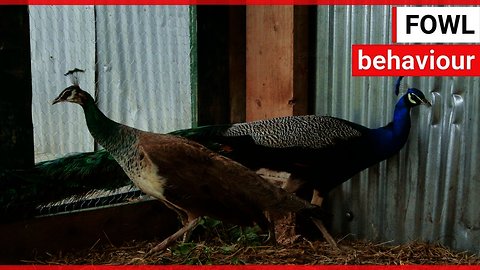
xmin=316 ymin=6 xmax=480 ymax=254
xmin=95 ymin=6 xmax=192 ymax=134
xmin=29 ymin=6 xmax=96 ymax=161
xmin=29 ymin=6 xmax=193 ymax=161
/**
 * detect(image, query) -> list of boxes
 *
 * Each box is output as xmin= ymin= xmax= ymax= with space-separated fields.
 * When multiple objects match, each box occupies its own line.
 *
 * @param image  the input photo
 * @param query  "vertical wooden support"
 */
xmin=196 ymin=6 xmax=246 ymax=125
xmin=246 ymin=6 xmax=309 ymax=121
xmin=196 ymin=6 xmax=230 ymax=126
xmin=228 ymin=6 xmax=246 ymax=124
xmin=0 ymin=6 xmax=33 ymax=169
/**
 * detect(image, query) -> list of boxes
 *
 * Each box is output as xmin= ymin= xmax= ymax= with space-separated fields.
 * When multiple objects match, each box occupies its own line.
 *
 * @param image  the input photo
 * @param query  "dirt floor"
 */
xmin=24 ymin=233 xmax=480 ymax=265
xmin=14 ymin=170 xmax=480 ymax=265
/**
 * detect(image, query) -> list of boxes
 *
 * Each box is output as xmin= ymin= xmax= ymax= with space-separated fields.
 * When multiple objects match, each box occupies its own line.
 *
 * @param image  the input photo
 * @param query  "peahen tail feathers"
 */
xmin=0 ymin=150 xmax=131 ymax=221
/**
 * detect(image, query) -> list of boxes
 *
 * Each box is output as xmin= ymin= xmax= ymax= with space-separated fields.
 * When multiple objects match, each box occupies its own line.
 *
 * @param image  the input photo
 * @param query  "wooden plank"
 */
xmin=0 ymin=6 xmax=34 ymax=169
xmin=0 ymin=200 xmax=178 ymax=263
xmin=228 ymin=6 xmax=246 ymax=123
xmin=246 ymin=6 xmax=310 ymax=121
xmin=197 ymin=6 xmax=246 ymax=125
xmin=196 ymin=6 xmax=230 ymax=125
xmin=292 ymin=6 xmax=310 ymax=116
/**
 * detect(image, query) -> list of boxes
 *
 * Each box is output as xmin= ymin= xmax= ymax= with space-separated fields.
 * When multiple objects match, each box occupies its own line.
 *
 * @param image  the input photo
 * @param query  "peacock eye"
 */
xmin=407 ymin=93 xmax=418 ymax=104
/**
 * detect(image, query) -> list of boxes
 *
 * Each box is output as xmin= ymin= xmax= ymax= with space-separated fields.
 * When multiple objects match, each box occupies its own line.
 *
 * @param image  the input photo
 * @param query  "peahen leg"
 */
xmin=147 ymin=217 xmax=202 ymax=255
xmin=264 ymin=220 xmax=277 ymax=245
xmin=161 ymin=199 xmax=193 ymax=244
xmin=258 ymin=212 xmax=277 ymax=245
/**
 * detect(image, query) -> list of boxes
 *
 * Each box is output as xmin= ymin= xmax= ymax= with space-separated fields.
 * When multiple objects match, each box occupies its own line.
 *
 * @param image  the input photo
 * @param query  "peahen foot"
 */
xmin=146 ymin=217 xmax=201 ymax=256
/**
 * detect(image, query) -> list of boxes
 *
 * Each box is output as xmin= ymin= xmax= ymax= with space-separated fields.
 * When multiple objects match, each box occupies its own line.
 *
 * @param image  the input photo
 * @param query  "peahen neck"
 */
xmin=371 ymin=95 xmax=412 ymax=158
xmin=80 ymin=95 xmax=137 ymax=155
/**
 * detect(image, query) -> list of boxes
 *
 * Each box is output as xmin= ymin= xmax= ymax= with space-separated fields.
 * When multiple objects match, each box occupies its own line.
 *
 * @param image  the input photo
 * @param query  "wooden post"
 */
xmin=246 ymin=6 xmax=312 ymax=244
xmin=196 ymin=6 xmax=230 ymax=126
xmin=228 ymin=6 xmax=246 ymax=124
xmin=196 ymin=6 xmax=247 ymax=125
xmin=246 ymin=6 xmax=310 ymax=121
xmin=0 ymin=6 xmax=34 ymax=169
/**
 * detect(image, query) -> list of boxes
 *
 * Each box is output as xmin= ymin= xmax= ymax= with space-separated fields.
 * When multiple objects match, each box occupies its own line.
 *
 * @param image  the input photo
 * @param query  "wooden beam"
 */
xmin=0 ymin=6 xmax=34 ymax=169
xmin=246 ymin=6 xmax=310 ymax=121
xmin=196 ymin=6 xmax=230 ymax=125
xmin=228 ymin=6 xmax=246 ymax=123
xmin=0 ymin=200 xmax=178 ymax=263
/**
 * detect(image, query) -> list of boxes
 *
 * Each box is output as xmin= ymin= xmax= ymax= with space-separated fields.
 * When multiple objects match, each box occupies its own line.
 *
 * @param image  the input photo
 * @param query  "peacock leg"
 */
xmin=276 ymin=175 xmax=334 ymax=248
xmin=309 ymin=189 xmax=338 ymax=249
xmin=310 ymin=189 xmax=324 ymax=207
xmin=311 ymin=217 xmax=338 ymax=250
xmin=147 ymin=217 xmax=201 ymax=255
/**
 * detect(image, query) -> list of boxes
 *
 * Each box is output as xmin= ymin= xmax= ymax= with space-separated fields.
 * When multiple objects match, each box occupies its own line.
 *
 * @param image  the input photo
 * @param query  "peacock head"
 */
xmin=404 ymin=88 xmax=431 ymax=108
xmin=52 ymin=85 xmax=92 ymax=106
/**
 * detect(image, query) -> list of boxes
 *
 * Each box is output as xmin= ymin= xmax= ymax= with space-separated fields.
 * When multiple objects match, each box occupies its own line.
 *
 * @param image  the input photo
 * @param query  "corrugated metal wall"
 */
xmin=29 ymin=6 xmax=193 ymax=161
xmin=316 ymin=6 xmax=480 ymax=254
xmin=95 ymin=6 xmax=193 ymax=134
xmin=29 ymin=6 xmax=96 ymax=161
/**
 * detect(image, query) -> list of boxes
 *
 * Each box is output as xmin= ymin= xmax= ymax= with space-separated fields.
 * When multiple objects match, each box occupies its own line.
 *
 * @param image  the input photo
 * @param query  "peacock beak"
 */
xmin=422 ymin=98 xmax=432 ymax=107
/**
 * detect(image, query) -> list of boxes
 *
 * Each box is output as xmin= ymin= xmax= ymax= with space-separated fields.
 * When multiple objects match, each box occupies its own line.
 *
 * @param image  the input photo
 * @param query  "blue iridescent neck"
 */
xmin=371 ymin=95 xmax=412 ymax=158
xmin=391 ymin=96 xmax=411 ymax=139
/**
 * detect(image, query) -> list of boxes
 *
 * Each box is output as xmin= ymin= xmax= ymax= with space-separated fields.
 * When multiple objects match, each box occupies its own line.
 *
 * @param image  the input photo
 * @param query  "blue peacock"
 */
xmin=170 ymin=77 xmax=431 ymax=207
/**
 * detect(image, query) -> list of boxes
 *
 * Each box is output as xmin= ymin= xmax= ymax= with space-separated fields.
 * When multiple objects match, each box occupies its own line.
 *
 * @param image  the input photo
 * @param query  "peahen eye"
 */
xmin=61 ymin=91 xmax=71 ymax=99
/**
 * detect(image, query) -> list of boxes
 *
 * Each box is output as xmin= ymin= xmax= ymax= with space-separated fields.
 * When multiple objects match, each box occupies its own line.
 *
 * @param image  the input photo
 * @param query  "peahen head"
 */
xmin=403 ymin=88 xmax=431 ymax=108
xmin=52 ymin=85 xmax=93 ymax=107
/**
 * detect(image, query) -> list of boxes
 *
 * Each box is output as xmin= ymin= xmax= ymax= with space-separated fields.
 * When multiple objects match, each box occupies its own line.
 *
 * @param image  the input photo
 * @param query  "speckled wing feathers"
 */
xmin=223 ymin=115 xmax=364 ymax=148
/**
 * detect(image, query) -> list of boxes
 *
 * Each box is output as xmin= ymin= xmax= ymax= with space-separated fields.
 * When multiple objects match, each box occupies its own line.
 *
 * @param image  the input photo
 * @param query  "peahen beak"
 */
xmin=52 ymin=96 xmax=62 ymax=105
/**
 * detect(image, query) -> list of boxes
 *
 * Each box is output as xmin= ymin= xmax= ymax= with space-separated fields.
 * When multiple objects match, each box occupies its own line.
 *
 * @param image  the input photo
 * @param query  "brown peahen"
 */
xmin=52 ymin=84 xmax=330 ymax=252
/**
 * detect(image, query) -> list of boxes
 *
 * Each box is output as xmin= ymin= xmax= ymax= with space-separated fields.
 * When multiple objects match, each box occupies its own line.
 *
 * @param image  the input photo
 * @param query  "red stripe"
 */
xmin=352 ymin=44 xmax=480 ymax=76
xmin=391 ymin=6 xmax=397 ymax=43
xmin=1 ymin=0 xmax=480 ymax=4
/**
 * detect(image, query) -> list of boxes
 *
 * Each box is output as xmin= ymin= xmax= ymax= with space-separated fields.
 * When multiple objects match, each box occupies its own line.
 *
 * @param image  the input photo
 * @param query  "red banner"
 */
xmin=1 ymin=0 xmax=480 ymax=5
xmin=352 ymin=44 xmax=480 ymax=76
